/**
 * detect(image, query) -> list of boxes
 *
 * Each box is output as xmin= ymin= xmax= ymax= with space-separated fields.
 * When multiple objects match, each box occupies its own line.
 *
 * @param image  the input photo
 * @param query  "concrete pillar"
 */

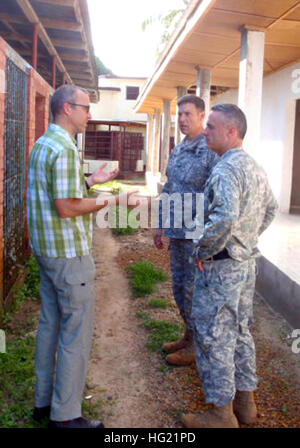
xmin=175 ymin=86 xmax=187 ymax=145
xmin=200 ymin=68 xmax=211 ymax=118
xmin=238 ymin=27 xmax=265 ymax=156
xmin=146 ymin=113 xmax=154 ymax=172
xmin=161 ymin=99 xmax=171 ymax=180
xmin=196 ymin=67 xmax=201 ymax=97
xmin=153 ymin=108 xmax=162 ymax=177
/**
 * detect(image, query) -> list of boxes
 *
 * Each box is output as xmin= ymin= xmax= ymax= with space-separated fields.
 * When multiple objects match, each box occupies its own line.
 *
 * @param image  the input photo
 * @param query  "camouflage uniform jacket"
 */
xmin=160 ymin=134 xmax=218 ymax=239
xmin=195 ymin=147 xmax=278 ymax=261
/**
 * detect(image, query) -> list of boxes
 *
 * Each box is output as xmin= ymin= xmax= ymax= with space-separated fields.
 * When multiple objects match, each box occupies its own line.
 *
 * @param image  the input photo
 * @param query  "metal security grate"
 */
xmin=121 ymin=132 xmax=143 ymax=172
xmin=3 ymin=58 xmax=28 ymax=299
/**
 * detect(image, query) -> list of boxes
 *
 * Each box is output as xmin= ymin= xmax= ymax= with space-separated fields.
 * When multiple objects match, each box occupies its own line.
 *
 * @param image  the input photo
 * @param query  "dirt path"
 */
xmin=87 ymin=224 xmax=300 ymax=429
xmin=88 ymin=227 xmax=167 ymax=428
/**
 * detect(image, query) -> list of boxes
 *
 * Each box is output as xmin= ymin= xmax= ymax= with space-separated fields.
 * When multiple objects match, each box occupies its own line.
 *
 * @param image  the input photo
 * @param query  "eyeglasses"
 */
xmin=68 ymin=102 xmax=90 ymax=113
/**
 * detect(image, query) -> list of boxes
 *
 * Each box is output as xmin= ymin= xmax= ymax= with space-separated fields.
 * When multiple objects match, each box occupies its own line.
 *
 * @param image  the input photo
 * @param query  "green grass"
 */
xmin=128 ymin=261 xmax=168 ymax=297
xmin=0 ymin=334 xmax=39 ymax=428
xmin=145 ymin=320 xmax=183 ymax=353
xmin=111 ymin=206 xmax=139 ymax=236
xmin=2 ymin=256 xmax=40 ymax=327
xmin=82 ymin=398 xmax=105 ymax=421
xmin=136 ymin=311 xmax=150 ymax=320
xmin=91 ymin=179 xmax=124 ymax=194
xmin=148 ymin=298 xmax=170 ymax=309
xmin=136 ymin=312 xmax=183 ymax=353
xmin=0 ymin=256 xmax=43 ymax=427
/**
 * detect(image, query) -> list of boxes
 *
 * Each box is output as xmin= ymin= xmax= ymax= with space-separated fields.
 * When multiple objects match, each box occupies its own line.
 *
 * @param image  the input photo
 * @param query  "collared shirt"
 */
xmin=194 ymin=147 xmax=278 ymax=261
xmin=160 ymin=134 xmax=219 ymax=239
xmin=27 ymin=123 xmax=92 ymax=258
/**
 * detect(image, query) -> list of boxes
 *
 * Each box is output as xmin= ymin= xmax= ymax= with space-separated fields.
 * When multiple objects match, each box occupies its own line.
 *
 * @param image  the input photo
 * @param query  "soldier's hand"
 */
xmin=197 ymin=259 xmax=204 ymax=271
xmin=153 ymin=229 xmax=163 ymax=249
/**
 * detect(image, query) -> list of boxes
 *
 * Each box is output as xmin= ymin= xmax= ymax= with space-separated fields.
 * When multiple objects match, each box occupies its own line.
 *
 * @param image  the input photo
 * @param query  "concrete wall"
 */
xmin=91 ymin=77 xmax=147 ymax=123
xmin=212 ymin=62 xmax=300 ymax=213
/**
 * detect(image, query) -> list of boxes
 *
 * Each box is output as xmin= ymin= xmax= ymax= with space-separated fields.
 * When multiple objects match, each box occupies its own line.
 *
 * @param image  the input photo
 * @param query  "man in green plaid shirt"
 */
xmin=27 ymin=84 xmax=131 ymax=429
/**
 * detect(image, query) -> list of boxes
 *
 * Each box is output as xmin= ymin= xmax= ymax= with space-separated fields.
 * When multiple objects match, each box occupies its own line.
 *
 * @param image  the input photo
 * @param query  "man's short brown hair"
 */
xmin=51 ymin=85 xmax=89 ymax=119
xmin=177 ymin=94 xmax=205 ymax=111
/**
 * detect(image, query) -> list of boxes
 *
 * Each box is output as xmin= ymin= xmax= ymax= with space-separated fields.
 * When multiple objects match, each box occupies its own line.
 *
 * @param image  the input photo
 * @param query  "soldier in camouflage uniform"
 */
xmin=153 ymin=95 xmax=218 ymax=366
xmin=182 ymin=104 xmax=278 ymax=428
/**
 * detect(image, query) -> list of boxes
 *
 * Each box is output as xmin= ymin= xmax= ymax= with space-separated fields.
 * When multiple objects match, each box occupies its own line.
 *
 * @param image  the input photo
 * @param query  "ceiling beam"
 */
xmin=71 ymin=80 xmax=95 ymax=88
xmin=0 ymin=32 xmax=31 ymax=43
xmin=34 ymin=0 xmax=76 ymax=6
xmin=1 ymin=23 xmax=31 ymax=49
xmin=267 ymin=2 xmax=300 ymax=30
xmin=266 ymin=41 xmax=300 ymax=48
xmin=41 ymin=17 xmax=82 ymax=32
xmin=65 ymin=63 xmax=91 ymax=72
xmin=69 ymin=72 xmax=93 ymax=81
xmin=213 ymin=48 xmax=240 ymax=68
xmin=15 ymin=0 xmax=72 ymax=83
xmin=51 ymin=38 xmax=86 ymax=49
xmin=212 ymin=8 xmax=274 ymax=21
xmin=0 ymin=13 xmax=27 ymax=25
xmin=59 ymin=52 xmax=89 ymax=62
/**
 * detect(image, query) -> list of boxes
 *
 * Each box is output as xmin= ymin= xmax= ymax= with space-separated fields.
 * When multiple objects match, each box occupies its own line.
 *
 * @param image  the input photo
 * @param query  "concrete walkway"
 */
xmin=256 ymin=213 xmax=300 ymax=329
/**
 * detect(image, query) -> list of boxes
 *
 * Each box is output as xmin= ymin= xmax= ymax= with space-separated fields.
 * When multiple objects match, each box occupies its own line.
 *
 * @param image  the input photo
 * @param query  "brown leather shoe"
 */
xmin=182 ymin=403 xmax=239 ymax=428
xmin=233 ymin=390 xmax=257 ymax=425
xmin=163 ymin=329 xmax=193 ymax=353
xmin=165 ymin=345 xmax=195 ymax=366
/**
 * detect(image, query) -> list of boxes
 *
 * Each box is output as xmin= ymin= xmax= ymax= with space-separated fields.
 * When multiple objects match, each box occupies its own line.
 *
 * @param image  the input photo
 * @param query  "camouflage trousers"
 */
xmin=192 ymin=257 xmax=258 ymax=407
xmin=169 ymin=238 xmax=196 ymax=331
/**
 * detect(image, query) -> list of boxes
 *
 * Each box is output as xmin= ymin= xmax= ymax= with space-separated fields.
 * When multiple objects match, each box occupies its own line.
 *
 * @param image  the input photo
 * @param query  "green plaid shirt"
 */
xmin=27 ymin=124 xmax=92 ymax=258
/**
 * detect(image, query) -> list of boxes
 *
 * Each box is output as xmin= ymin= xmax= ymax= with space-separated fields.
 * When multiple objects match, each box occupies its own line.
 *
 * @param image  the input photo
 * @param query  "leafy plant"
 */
xmin=0 ymin=335 xmax=38 ymax=428
xmin=112 ymin=206 xmax=139 ymax=236
xmin=2 ymin=256 xmax=40 ymax=327
xmin=148 ymin=298 xmax=170 ymax=309
xmin=136 ymin=312 xmax=183 ymax=353
xmin=128 ymin=261 xmax=168 ymax=297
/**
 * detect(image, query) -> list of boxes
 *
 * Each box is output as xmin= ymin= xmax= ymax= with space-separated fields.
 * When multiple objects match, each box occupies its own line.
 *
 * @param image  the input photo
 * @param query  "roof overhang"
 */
xmin=135 ymin=0 xmax=300 ymax=114
xmin=0 ymin=0 xmax=99 ymax=101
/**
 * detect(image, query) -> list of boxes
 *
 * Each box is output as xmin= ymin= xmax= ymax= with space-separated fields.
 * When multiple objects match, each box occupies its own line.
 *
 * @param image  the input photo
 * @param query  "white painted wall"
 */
xmin=90 ymin=76 xmax=148 ymax=123
xmin=212 ymin=62 xmax=300 ymax=213
xmin=89 ymin=76 xmax=148 ymax=163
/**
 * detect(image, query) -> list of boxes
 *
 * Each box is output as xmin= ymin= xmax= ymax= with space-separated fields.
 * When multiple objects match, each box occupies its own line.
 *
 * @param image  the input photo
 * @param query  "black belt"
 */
xmin=211 ymin=248 xmax=230 ymax=260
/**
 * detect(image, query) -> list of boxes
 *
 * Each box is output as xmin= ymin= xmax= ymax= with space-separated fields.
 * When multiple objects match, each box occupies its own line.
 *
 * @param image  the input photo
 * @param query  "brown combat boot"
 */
xmin=233 ymin=390 xmax=257 ymax=425
xmin=163 ymin=329 xmax=193 ymax=353
xmin=165 ymin=344 xmax=195 ymax=366
xmin=182 ymin=402 xmax=239 ymax=428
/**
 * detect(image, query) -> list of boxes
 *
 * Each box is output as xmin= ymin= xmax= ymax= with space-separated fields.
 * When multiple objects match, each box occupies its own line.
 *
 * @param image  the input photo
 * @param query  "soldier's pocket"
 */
xmin=215 ymin=259 xmax=247 ymax=292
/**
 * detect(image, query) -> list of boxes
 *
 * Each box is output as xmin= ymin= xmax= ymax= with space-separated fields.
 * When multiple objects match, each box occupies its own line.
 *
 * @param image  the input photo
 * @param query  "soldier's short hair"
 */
xmin=211 ymin=104 xmax=247 ymax=139
xmin=177 ymin=94 xmax=205 ymax=112
xmin=51 ymin=84 xmax=89 ymax=119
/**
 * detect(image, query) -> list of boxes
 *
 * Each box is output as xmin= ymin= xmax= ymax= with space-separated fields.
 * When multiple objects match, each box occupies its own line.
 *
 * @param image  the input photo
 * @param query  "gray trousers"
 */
xmin=35 ymin=254 xmax=96 ymax=421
